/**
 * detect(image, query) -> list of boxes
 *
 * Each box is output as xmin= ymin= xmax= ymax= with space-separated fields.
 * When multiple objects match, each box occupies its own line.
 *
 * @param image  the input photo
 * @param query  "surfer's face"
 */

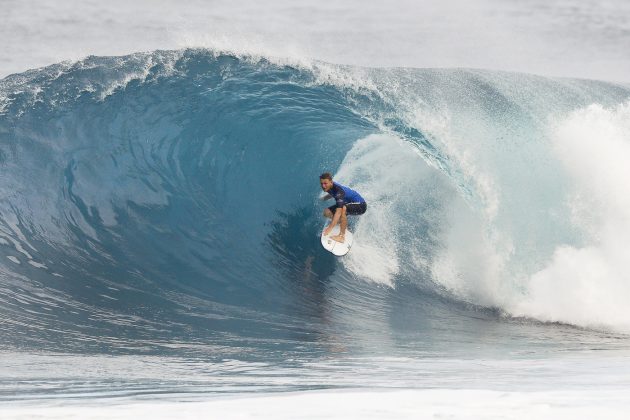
xmin=320 ymin=178 xmax=333 ymax=191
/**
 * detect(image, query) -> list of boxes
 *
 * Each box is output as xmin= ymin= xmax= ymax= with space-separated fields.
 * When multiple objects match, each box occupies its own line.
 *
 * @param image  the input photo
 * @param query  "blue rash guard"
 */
xmin=330 ymin=182 xmax=365 ymax=207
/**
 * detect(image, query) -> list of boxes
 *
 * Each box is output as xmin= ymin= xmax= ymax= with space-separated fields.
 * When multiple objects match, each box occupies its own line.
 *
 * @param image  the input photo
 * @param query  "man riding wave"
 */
xmin=319 ymin=172 xmax=367 ymax=243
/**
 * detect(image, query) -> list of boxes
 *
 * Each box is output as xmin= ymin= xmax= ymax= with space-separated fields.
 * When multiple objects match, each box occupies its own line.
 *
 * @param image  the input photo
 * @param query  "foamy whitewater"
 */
xmin=2 ymin=1 xmax=630 ymax=419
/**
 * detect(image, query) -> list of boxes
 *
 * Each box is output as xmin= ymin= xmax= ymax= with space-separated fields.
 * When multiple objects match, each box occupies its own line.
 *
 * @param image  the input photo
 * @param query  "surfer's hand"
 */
xmin=323 ymin=226 xmax=332 ymax=236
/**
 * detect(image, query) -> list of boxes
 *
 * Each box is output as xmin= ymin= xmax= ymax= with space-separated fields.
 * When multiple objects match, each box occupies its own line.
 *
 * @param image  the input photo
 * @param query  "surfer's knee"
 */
xmin=323 ymin=208 xmax=333 ymax=218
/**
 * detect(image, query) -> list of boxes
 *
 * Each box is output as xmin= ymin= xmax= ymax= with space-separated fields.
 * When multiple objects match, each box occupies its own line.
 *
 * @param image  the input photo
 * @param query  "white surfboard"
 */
xmin=321 ymin=224 xmax=354 ymax=256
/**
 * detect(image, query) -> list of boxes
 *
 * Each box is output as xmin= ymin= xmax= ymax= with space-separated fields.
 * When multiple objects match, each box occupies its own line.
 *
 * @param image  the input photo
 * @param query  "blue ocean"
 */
xmin=2 ymin=4 xmax=630 ymax=416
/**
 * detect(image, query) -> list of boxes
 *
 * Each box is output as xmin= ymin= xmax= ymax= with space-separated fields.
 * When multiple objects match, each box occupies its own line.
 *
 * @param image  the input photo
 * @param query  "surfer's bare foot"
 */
xmin=331 ymin=234 xmax=345 ymax=243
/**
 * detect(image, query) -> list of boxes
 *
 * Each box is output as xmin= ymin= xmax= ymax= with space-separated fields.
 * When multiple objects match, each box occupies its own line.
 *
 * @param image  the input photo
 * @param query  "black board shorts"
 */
xmin=328 ymin=202 xmax=367 ymax=215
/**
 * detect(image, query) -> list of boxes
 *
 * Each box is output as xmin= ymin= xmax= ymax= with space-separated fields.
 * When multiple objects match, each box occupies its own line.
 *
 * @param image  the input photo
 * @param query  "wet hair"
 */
xmin=319 ymin=172 xmax=333 ymax=181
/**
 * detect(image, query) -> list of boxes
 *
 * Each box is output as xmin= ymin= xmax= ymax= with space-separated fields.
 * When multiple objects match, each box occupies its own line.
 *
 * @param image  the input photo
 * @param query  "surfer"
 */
xmin=319 ymin=172 xmax=367 ymax=243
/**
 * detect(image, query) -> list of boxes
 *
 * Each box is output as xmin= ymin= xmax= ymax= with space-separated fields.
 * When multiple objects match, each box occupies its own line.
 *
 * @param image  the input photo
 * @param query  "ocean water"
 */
xmin=2 ymin=1 xmax=630 ymax=419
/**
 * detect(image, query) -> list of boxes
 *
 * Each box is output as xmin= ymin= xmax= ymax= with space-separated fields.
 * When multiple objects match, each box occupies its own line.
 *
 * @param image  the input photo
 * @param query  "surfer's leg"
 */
xmin=331 ymin=207 xmax=347 ymax=243
xmin=323 ymin=206 xmax=335 ymax=219
xmin=340 ymin=206 xmax=347 ymax=236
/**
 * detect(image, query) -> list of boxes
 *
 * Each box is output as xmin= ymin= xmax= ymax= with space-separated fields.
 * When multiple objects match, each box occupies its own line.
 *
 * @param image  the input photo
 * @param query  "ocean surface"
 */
xmin=2 ymin=1 xmax=630 ymax=418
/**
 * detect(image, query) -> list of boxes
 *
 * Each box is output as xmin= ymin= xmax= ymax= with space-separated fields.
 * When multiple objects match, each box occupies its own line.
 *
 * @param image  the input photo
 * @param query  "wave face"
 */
xmin=1 ymin=50 xmax=630 ymax=355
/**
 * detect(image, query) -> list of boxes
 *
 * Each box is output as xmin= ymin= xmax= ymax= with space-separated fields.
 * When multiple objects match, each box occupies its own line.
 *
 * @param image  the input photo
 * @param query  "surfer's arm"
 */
xmin=320 ymin=194 xmax=332 ymax=201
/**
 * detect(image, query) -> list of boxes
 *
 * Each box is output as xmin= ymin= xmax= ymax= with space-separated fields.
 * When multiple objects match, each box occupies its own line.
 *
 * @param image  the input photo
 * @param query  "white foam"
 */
xmin=430 ymin=202 xmax=511 ymax=308
xmin=27 ymin=260 xmax=47 ymax=269
xmin=2 ymin=388 xmax=630 ymax=420
xmin=335 ymin=134 xmax=454 ymax=287
xmin=510 ymin=102 xmax=630 ymax=331
xmin=420 ymin=99 xmax=630 ymax=333
xmin=6 ymin=256 xmax=20 ymax=264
